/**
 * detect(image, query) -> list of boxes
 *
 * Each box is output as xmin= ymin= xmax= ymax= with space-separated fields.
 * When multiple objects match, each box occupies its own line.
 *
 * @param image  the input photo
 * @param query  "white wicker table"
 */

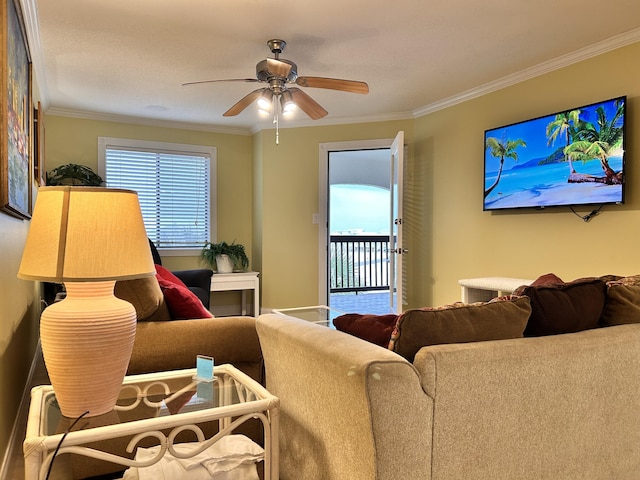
xmin=458 ymin=277 xmax=533 ymax=303
xmin=24 ymin=365 xmax=278 ymax=480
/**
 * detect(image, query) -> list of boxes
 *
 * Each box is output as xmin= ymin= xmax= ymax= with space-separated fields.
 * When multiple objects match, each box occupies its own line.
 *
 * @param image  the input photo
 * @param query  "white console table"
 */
xmin=210 ymin=271 xmax=260 ymax=316
xmin=458 ymin=277 xmax=533 ymax=303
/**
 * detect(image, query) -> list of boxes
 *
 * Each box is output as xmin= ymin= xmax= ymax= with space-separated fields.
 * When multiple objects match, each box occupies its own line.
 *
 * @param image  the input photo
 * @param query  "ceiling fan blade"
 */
xmin=288 ymin=88 xmax=328 ymax=120
xmin=223 ymin=88 xmax=265 ymax=116
xmin=296 ymin=76 xmax=369 ymax=94
xmin=182 ymin=78 xmax=258 ymax=87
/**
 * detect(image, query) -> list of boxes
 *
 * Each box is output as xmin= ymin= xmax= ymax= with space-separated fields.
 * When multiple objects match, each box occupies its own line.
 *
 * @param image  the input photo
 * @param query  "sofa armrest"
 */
xmin=413 ymin=324 xmax=640 ymax=480
xmin=257 ymin=314 xmax=432 ymax=480
xmin=129 ymin=316 xmax=263 ymax=384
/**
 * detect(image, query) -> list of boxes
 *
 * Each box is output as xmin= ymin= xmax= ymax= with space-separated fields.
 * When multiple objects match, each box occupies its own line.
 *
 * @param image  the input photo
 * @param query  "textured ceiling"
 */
xmin=32 ymin=0 xmax=640 ymax=133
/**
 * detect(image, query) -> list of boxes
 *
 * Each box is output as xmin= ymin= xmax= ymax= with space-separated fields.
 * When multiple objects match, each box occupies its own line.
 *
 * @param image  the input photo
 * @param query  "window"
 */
xmin=98 ymin=137 xmax=216 ymax=252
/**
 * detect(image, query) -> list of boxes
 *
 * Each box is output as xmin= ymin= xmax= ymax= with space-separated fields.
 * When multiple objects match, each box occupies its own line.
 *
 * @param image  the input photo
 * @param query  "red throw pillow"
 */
xmin=333 ymin=313 xmax=398 ymax=347
xmin=155 ymin=265 xmax=212 ymax=319
xmin=512 ymin=273 xmax=564 ymax=296
xmin=530 ymin=273 xmax=564 ymax=286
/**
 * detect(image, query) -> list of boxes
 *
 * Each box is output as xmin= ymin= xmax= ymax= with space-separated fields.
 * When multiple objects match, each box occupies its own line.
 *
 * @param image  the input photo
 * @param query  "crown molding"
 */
xmin=21 ymin=0 xmax=49 ymax=108
xmin=46 ymin=107 xmax=253 ymax=135
xmin=248 ymin=110 xmax=414 ymax=134
xmin=413 ymin=27 xmax=640 ymax=118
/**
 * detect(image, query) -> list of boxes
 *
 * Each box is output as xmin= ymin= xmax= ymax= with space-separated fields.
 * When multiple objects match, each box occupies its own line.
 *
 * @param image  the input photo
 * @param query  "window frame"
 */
xmin=98 ymin=137 xmax=217 ymax=256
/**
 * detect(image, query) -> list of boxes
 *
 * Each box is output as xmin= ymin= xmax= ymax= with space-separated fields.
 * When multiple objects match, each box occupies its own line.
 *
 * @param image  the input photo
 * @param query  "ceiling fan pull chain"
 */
xmin=274 ymin=101 xmax=280 ymax=145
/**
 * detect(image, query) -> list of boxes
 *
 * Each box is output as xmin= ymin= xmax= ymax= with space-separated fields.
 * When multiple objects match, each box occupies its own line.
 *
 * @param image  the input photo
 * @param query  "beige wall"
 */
xmin=254 ymin=121 xmax=415 ymax=310
xmin=0 ymin=67 xmax=42 ymax=459
xmin=416 ymin=42 xmax=640 ymax=306
xmin=39 ymin=41 xmax=640 ymax=310
xmin=43 ymin=116 xmax=254 ymax=272
xmin=0 ymin=216 xmax=40 ymax=461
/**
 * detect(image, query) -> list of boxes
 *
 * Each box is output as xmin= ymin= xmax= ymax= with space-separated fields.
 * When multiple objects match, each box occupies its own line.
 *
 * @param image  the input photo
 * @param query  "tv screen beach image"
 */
xmin=483 ymin=97 xmax=625 ymax=211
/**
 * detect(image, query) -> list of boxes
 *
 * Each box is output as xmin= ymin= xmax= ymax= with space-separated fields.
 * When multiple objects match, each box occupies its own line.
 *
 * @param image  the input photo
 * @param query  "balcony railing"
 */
xmin=330 ymin=234 xmax=391 ymax=293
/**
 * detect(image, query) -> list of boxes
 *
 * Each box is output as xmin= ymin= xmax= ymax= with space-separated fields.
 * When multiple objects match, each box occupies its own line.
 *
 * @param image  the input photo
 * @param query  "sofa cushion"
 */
xmin=512 ymin=272 xmax=564 ymax=296
xmin=333 ymin=313 xmax=398 ymax=347
xmin=115 ymin=275 xmax=171 ymax=321
xmin=388 ymin=296 xmax=531 ymax=362
xmin=155 ymin=265 xmax=213 ymax=320
xmin=600 ymin=275 xmax=640 ymax=327
xmin=520 ymin=278 xmax=606 ymax=336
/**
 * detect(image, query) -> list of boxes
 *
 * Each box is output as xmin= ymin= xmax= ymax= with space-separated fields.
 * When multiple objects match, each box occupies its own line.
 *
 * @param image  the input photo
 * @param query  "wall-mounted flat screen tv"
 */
xmin=483 ymin=96 xmax=626 ymax=211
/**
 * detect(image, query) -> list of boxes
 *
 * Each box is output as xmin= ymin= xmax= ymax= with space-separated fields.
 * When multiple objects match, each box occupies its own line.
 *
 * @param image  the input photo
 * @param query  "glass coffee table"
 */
xmin=24 ymin=365 xmax=279 ymax=480
xmin=272 ymin=305 xmax=345 ymax=328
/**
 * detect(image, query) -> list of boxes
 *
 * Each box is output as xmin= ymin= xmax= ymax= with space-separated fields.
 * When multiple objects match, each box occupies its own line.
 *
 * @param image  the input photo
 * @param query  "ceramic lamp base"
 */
xmin=40 ymin=280 xmax=136 ymax=418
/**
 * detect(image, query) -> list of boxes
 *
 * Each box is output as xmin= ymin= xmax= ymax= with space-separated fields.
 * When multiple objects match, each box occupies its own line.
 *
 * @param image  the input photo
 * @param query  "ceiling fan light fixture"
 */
xmin=257 ymin=89 xmax=273 ymax=110
xmin=281 ymin=90 xmax=296 ymax=114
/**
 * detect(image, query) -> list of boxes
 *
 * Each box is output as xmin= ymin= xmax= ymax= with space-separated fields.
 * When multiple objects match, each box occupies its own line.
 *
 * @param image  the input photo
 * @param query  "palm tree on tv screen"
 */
xmin=546 ymin=109 xmax=581 ymax=174
xmin=484 ymin=136 xmax=527 ymax=198
xmin=564 ymin=99 xmax=624 ymax=185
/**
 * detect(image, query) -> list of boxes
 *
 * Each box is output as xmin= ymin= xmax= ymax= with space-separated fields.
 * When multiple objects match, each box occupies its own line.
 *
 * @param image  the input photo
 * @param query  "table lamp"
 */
xmin=18 ymin=186 xmax=155 ymax=418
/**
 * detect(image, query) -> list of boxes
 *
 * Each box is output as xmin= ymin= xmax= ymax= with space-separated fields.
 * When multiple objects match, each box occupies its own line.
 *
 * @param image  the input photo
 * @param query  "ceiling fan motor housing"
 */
xmin=256 ymin=59 xmax=298 ymax=83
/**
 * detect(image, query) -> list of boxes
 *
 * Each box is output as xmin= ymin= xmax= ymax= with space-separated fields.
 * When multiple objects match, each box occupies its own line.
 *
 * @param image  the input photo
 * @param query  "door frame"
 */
xmin=318 ymin=138 xmax=395 ymax=305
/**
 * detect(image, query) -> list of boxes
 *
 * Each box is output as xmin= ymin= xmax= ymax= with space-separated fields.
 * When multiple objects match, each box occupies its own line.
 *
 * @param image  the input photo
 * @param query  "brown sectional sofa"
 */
xmin=257 ymin=296 xmax=640 ymax=479
xmin=114 ymin=274 xmax=263 ymax=382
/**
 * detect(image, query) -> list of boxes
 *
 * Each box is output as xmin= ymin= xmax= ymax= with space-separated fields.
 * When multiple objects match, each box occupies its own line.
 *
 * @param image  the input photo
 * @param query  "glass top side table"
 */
xmin=24 ymin=365 xmax=279 ymax=480
xmin=272 ymin=305 xmax=345 ymax=328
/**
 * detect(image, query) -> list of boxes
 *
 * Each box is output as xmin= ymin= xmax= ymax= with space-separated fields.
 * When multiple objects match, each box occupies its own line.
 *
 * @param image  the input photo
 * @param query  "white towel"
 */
xmin=121 ymin=434 xmax=262 ymax=480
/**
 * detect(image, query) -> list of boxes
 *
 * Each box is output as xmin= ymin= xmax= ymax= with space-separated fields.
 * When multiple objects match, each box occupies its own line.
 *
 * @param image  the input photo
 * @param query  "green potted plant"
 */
xmin=201 ymin=241 xmax=249 ymax=273
xmin=46 ymin=163 xmax=105 ymax=186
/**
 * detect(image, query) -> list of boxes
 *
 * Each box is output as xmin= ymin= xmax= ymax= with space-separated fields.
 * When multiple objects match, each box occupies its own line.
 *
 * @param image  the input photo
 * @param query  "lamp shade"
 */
xmin=18 ymin=186 xmax=155 ymax=282
xmin=18 ymin=186 xmax=155 ymax=418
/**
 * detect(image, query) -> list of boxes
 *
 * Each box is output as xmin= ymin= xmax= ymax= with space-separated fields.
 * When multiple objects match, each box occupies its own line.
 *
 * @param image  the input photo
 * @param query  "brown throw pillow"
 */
xmin=333 ymin=313 xmax=398 ymax=347
xmin=388 ymin=296 xmax=531 ymax=362
xmin=115 ymin=276 xmax=171 ymax=321
xmin=600 ymin=275 xmax=640 ymax=327
xmin=520 ymin=278 xmax=606 ymax=336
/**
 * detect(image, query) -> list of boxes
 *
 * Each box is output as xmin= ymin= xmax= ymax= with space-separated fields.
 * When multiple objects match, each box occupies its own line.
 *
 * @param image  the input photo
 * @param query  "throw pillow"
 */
xmin=155 ymin=265 xmax=213 ymax=320
xmin=388 ymin=296 xmax=531 ymax=362
xmin=115 ymin=276 xmax=171 ymax=321
xmin=333 ymin=313 xmax=398 ymax=347
xmin=512 ymin=272 xmax=564 ymax=296
xmin=600 ymin=275 xmax=640 ymax=327
xmin=520 ymin=278 xmax=606 ymax=336
xmin=598 ymin=274 xmax=623 ymax=284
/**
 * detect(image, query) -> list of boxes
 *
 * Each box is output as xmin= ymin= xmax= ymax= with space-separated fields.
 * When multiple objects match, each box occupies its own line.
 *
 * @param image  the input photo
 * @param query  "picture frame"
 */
xmin=1 ymin=0 xmax=32 ymax=219
xmin=34 ymin=101 xmax=44 ymax=186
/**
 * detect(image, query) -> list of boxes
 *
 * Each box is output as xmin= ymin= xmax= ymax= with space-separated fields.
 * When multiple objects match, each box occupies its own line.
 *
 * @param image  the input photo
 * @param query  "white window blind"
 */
xmin=98 ymin=138 xmax=215 ymax=250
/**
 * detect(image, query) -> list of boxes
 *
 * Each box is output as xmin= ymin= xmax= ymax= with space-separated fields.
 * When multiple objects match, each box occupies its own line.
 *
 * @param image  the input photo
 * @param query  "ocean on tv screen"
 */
xmin=484 ymin=156 xmax=623 ymax=210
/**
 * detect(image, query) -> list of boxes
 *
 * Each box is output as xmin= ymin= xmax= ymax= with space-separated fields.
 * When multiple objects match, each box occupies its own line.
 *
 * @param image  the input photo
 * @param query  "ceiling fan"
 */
xmin=182 ymin=39 xmax=369 ymax=120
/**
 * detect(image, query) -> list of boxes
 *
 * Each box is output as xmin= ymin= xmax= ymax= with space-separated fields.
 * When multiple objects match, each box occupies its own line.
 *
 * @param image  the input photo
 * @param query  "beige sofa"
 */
xmin=256 ymin=313 xmax=640 ymax=480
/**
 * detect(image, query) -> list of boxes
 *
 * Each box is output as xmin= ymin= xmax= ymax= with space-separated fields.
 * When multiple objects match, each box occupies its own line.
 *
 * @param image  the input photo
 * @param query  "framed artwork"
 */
xmin=1 ymin=0 xmax=32 ymax=219
xmin=34 ymin=101 xmax=44 ymax=186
